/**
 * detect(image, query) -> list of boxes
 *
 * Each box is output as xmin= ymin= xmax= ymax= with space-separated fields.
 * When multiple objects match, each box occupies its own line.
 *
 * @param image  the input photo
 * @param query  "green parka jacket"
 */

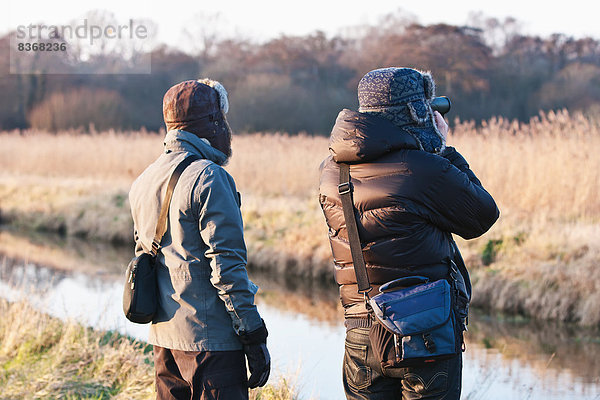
xmin=129 ymin=129 xmax=262 ymax=351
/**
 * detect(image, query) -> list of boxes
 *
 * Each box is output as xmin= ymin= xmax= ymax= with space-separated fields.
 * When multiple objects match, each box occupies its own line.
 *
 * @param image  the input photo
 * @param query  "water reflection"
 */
xmin=251 ymin=270 xmax=342 ymax=326
xmin=0 ymin=228 xmax=130 ymax=277
xmin=466 ymin=310 xmax=600 ymax=388
xmin=1 ymin=230 xmax=600 ymax=399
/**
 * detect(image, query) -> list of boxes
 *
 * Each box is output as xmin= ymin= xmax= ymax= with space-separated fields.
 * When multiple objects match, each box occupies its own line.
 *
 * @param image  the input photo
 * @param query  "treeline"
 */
xmin=1 ymin=11 xmax=600 ymax=134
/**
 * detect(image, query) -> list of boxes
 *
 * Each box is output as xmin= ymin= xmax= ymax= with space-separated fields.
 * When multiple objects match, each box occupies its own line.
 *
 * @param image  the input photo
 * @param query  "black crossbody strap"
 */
xmin=151 ymin=154 xmax=200 ymax=256
xmin=338 ymin=163 xmax=372 ymax=294
xmin=449 ymin=238 xmax=472 ymax=300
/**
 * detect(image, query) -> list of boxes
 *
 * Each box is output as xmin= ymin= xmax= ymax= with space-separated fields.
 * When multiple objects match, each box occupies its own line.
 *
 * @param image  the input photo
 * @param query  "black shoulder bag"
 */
xmin=123 ymin=155 xmax=199 ymax=324
xmin=338 ymin=163 xmax=469 ymax=373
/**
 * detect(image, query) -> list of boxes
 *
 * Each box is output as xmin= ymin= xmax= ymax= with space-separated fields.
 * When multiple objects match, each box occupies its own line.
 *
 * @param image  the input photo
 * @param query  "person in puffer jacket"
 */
xmin=319 ymin=67 xmax=499 ymax=399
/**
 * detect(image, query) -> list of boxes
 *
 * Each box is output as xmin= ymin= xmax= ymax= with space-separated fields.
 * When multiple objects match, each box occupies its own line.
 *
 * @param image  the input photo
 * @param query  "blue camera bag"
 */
xmin=368 ymin=276 xmax=459 ymax=369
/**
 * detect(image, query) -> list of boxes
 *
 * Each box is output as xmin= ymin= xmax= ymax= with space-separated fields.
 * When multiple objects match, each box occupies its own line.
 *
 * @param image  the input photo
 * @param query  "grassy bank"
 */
xmin=0 ymin=297 xmax=154 ymax=399
xmin=1 ymin=110 xmax=599 ymax=326
xmin=0 ymin=298 xmax=298 ymax=400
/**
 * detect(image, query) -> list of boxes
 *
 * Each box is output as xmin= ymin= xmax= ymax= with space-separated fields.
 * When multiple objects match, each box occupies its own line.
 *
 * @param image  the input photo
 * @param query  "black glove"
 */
xmin=441 ymin=146 xmax=482 ymax=187
xmin=237 ymin=320 xmax=271 ymax=388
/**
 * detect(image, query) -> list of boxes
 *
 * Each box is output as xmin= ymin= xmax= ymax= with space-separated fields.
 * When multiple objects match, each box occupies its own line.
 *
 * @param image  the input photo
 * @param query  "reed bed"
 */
xmin=0 ymin=109 xmax=599 ymax=324
xmin=451 ymin=110 xmax=600 ymax=220
xmin=1 ymin=110 xmax=598 ymax=216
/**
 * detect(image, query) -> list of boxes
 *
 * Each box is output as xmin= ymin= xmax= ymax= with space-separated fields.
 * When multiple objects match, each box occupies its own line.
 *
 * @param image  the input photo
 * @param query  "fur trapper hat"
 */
xmin=163 ymin=79 xmax=231 ymax=142
xmin=358 ymin=67 xmax=445 ymax=154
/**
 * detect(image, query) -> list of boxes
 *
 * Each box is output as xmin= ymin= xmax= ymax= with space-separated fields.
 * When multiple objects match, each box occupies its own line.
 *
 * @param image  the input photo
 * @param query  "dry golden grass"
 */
xmin=0 ymin=297 xmax=299 ymax=400
xmin=451 ymin=109 xmax=600 ymax=220
xmin=446 ymin=110 xmax=600 ymax=325
xmin=1 ymin=109 xmax=599 ymax=324
xmin=0 ymin=298 xmax=155 ymax=399
xmin=0 ymin=129 xmax=162 ymax=184
xmin=0 ymin=130 xmax=327 ymax=197
xmin=2 ymin=109 xmax=598 ymax=217
xmin=229 ymin=133 xmax=329 ymax=197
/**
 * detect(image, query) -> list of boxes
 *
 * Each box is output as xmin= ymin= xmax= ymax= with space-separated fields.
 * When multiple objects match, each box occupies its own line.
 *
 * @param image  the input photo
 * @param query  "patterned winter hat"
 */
xmin=358 ymin=67 xmax=445 ymax=154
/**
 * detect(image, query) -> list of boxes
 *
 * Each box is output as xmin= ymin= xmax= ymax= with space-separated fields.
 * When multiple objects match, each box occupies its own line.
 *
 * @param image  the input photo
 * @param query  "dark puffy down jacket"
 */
xmin=319 ymin=109 xmax=500 ymax=318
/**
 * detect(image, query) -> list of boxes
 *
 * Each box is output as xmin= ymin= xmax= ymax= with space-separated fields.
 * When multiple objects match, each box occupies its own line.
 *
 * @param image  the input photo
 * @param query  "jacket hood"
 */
xmin=164 ymin=129 xmax=228 ymax=166
xmin=329 ymin=109 xmax=420 ymax=163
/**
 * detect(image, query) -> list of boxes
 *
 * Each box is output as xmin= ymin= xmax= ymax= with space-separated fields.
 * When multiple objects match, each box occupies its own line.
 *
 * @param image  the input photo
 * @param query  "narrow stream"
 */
xmin=1 ymin=231 xmax=599 ymax=400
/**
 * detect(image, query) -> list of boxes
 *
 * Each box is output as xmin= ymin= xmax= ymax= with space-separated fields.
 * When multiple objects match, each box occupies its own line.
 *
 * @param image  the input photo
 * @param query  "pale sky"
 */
xmin=4 ymin=0 xmax=599 ymax=48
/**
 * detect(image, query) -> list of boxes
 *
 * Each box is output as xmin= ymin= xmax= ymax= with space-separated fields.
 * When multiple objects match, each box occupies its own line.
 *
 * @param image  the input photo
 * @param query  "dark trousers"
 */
xmin=154 ymin=345 xmax=248 ymax=400
xmin=343 ymin=328 xmax=462 ymax=400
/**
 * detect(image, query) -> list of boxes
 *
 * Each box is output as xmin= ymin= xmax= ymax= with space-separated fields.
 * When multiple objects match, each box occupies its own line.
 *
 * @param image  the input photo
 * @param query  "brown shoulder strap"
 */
xmin=151 ymin=155 xmax=199 ymax=256
xmin=338 ymin=163 xmax=372 ymax=294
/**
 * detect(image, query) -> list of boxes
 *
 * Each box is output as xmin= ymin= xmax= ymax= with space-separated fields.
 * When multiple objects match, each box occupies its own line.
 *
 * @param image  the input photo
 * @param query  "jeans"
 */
xmin=343 ymin=328 xmax=462 ymax=400
xmin=154 ymin=346 xmax=248 ymax=400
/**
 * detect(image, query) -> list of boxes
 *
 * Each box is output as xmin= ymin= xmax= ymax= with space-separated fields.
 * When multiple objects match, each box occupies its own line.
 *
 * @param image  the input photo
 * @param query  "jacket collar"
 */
xmin=164 ymin=129 xmax=228 ymax=165
xmin=329 ymin=109 xmax=420 ymax=163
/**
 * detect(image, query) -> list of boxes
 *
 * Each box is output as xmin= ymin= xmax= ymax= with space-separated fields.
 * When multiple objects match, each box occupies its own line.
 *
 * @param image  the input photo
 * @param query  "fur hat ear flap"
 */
xmin=421 ymin=71 xmax=436 ymax=101
xmin=197 ymin=78 xmax=230 ymax=114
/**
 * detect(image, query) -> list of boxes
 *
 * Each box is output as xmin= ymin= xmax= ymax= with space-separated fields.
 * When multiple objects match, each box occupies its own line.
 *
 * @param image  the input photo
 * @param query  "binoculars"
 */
xmin=431 ymin=96 xmax=451 ymax=116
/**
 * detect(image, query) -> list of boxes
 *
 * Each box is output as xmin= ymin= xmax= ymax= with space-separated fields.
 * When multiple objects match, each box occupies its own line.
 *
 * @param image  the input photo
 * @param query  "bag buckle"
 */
xmin=362 ymin=290 xmax=373 ymax=312
xmin=423 ymin=333 xmax=436 ymax=353
xmin=361 ymin=288 xmax=372 ymax=301
xmin=338 ymin=182 xmax=352 ymax=195
xmin=151 ymin=239 xmax=161 ymax=254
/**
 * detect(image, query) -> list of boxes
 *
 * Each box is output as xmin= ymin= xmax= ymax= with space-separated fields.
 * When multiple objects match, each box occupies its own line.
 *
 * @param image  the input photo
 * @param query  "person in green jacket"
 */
xmin=129 ymin=79 xmax=270 ymax=399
